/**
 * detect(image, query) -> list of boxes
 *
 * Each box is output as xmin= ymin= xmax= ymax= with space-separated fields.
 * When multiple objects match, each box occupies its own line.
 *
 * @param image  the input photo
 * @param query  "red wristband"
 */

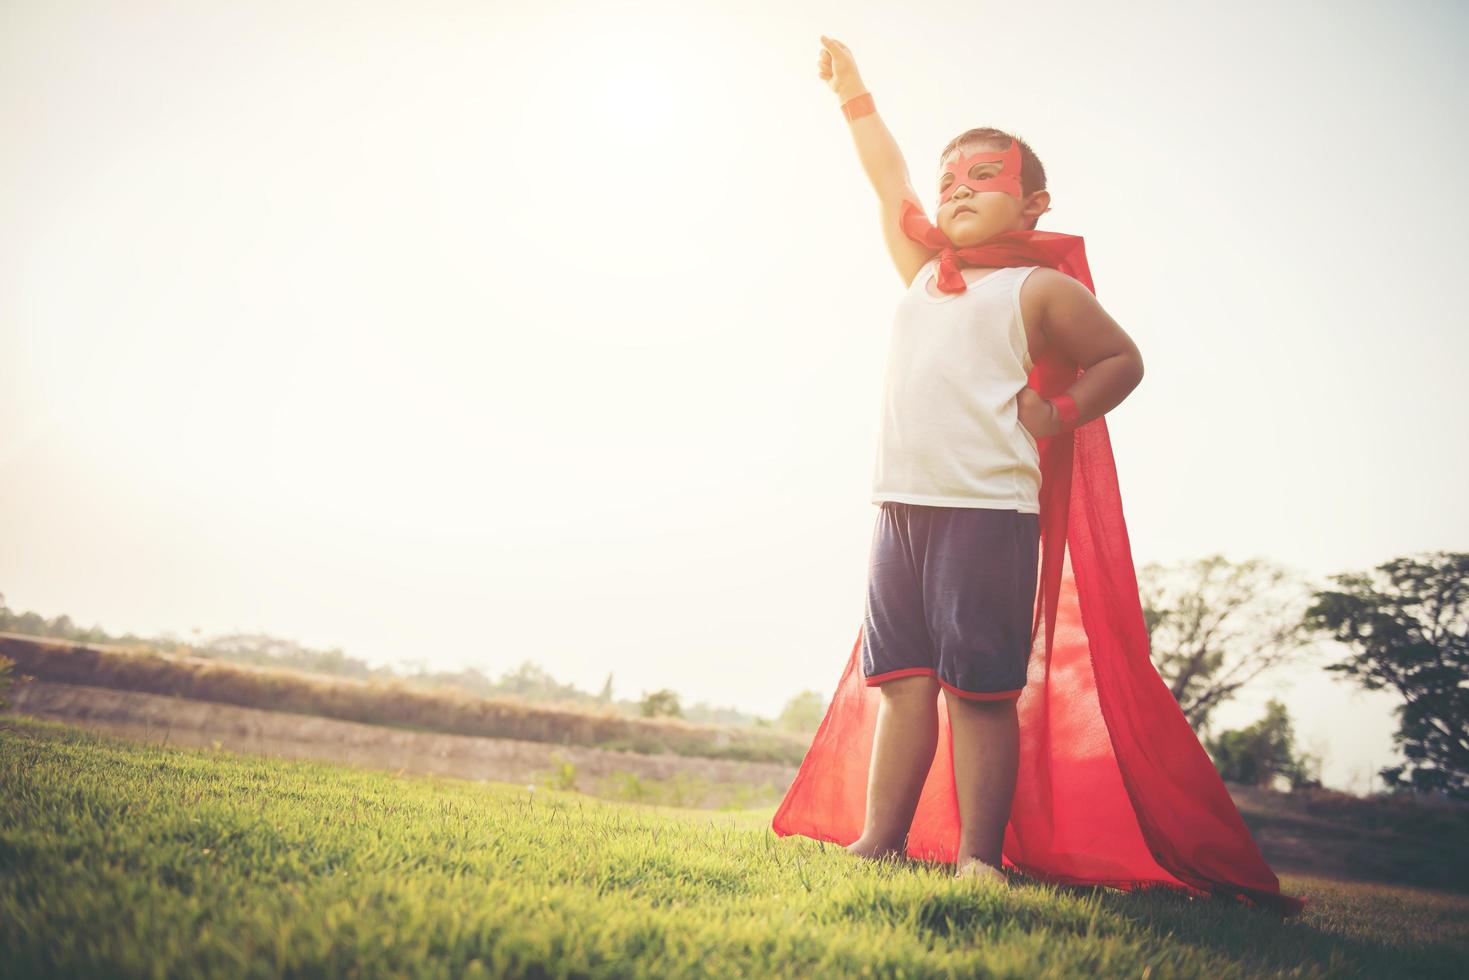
xmin=1050 ymin=394 xmax=1080 ymax=431
xmin=840 ymin=91 xmax=875 ymax=121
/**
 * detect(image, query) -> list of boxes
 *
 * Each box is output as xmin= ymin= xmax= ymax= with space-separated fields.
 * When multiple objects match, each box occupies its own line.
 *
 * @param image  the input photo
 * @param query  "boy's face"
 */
xmin=935 ymin=141 xmax=1051 ymax=246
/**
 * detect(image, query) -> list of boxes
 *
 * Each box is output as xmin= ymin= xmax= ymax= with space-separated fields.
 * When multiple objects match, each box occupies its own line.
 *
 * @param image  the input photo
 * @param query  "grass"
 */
xmin=3 ymin=715 xmax=1467 ymax=979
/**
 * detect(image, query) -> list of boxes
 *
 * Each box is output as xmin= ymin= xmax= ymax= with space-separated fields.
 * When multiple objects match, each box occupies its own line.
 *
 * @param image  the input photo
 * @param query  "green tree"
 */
xmin=1205 ymin=698 xmax=1315 ymax=788
xmin=1139 ymin=555 xmax=1319 ymax=732
xmin=1304 ymin=551 xmax=1469 ymax=800
xmin=495 ymin=661 xmax=585 ymax=702
xmin=639 ymin=688 xmax=683 ymax=719
xmin=777 ymin=690 xmax=825 ymax=734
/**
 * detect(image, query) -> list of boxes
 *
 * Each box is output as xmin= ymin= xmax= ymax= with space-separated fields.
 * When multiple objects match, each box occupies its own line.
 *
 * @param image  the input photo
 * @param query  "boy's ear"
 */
xmin=1022 ymin=190 xmax=1053 ymax=224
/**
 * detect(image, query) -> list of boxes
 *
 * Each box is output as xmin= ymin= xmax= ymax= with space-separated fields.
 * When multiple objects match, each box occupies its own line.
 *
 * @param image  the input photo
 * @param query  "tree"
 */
xmin=1304 ymin=551 xmax=1469 ymax=800
xmin=777 ymin=690 xmax=825 ymax=734
xmin=200 ymin=633 xmax=379 ymax=679
xmin=495 ymin=661 xmax=584 ymax=702
xmin=1205 ymin=698 xmax=1316 ymax=789
xmin=1138 ymin=555 xmax=1319 ymax=732
xmin=597 ymin=672 xmax=614 ymax=703
xmin=638 ymin=688 xmax=683 ymax=719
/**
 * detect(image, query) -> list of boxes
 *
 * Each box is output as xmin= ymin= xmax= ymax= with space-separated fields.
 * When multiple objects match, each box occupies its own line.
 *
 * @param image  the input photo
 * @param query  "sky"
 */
xmin=3 ymin=0 xmax=1465 ymax=795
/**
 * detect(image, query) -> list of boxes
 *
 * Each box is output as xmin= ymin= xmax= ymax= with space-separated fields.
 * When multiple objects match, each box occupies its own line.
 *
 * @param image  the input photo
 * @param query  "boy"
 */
xmin=773 ymin=39 xmax=1303 ymax=916
xmin=816 ymin=35 xmax=1145 ymax=883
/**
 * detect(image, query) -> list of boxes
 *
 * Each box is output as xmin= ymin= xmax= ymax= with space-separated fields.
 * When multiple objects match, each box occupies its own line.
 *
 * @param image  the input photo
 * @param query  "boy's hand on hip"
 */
xmin=1017 ymin=386 xmax=1059 ymax=440
xmin=818 ymin=35 xmax=867 ymax=101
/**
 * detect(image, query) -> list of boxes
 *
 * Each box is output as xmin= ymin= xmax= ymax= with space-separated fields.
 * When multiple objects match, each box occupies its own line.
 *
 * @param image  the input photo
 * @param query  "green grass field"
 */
xmin=3 ymin=716 xmax=1467 ymax=979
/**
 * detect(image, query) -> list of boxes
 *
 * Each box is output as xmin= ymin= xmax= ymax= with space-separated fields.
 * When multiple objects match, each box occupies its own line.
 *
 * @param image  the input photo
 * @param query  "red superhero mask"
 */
xmin=917 ymin=139 xmax=1058 ymax=293
xmin=938 ymin=140 xmax=1024 ymax=206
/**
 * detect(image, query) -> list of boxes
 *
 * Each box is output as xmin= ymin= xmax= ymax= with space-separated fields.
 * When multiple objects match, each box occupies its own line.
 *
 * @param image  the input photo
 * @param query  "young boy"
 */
xmin=816 ymin=35 xmax=1145 ymax=883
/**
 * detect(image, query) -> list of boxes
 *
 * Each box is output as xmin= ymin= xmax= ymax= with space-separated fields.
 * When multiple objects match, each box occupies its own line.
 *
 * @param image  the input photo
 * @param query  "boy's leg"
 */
xmin=944 ymin=691 xmax=1020 ymax=871
xmin=853 ymin=502 xmax=942 ymax=860
xmin=847 ymin=673 xmax=940 ymax=858
xmin=922 ymin=507 xmax=1040 ymax=876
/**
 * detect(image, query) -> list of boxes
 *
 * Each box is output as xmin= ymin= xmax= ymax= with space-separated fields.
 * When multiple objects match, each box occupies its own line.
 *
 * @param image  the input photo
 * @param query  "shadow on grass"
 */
xmin=1030 ymin=872 xmax=1468 ymax=980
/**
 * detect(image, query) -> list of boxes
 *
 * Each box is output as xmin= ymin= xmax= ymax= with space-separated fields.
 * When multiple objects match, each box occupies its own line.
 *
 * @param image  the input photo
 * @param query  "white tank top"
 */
xmin=871 ymin=257 xmax=1042 ymax=513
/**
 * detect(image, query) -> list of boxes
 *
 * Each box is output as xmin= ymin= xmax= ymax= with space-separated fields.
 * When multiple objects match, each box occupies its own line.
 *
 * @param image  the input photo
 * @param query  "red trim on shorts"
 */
xmin=936 ymin=676 xmax=1024 ymax=701
xmin=864 ymin=668 xmax=1024 ymax=700
xmin=863 ymin=667 xmax=936 ymax=686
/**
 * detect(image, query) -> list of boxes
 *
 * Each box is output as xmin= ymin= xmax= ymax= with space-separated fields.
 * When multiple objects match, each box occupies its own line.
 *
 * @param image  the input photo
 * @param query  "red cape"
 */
xmin=770 ymin=200 xmax=1307 ymax=918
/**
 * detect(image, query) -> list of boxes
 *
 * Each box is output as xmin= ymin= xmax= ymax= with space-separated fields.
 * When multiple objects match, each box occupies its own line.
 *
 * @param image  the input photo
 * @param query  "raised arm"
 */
xmin=817 ymin=36 xmax=937 ymax=288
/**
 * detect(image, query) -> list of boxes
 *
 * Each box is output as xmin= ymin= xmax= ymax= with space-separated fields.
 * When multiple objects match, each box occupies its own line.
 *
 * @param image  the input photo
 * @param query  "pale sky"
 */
xmin=4 ymin=0 xmax=1465 ymax=795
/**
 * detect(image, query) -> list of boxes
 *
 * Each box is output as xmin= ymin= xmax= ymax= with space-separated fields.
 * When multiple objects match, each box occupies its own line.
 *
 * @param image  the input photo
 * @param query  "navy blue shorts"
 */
xmin=862 ymin=501 xmax=1041 ymax=700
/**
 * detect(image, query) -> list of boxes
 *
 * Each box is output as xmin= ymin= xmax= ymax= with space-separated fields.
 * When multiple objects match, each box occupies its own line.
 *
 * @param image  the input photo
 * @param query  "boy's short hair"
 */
xmin=938 ymin=127 xmax=1048 ymax=230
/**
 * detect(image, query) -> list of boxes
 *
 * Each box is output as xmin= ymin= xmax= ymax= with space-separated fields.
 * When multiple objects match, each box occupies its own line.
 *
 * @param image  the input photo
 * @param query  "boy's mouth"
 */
xmin=953 ymin=205 xmax=976 ymax=216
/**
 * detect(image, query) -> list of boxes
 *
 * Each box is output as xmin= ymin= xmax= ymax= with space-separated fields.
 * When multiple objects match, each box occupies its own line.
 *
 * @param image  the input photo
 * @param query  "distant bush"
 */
xmin=538 ymin=753 xmax=579 ymax=792
xmin=0 ymin=653 xmax=13 ymax=711
xmin=0 ymin=591 xmax=779 ymax=730
xmin=777 ymin=690 xmax=824 ymax=734
xmin=1293 ymin=784 xmax=1469 ymax=840
xmin=0 ymin=634 xmax=808 ymax=766
xmin=1206 ymin=698 xmax=1315 ymax=789
xmin=639 ymin=689 xmax=683 ymax=719
xmin=604 ymin=771 xmax=652 ymax=804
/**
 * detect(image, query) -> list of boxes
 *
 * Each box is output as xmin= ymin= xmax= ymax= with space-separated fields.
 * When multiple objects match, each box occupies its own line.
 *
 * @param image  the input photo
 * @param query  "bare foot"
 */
xmin=845 ymin=837 xmax=905 ymax=862
xmin=954 ymin=856 xmax=1009 ymax=885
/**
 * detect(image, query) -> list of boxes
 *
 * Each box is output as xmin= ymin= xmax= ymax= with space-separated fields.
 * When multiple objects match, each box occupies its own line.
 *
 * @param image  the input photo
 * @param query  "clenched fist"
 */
xmin=817 ymin=35 xmax=867 ymax=102
xmin=1017 ymin=386 xmax=1060 ymax=441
